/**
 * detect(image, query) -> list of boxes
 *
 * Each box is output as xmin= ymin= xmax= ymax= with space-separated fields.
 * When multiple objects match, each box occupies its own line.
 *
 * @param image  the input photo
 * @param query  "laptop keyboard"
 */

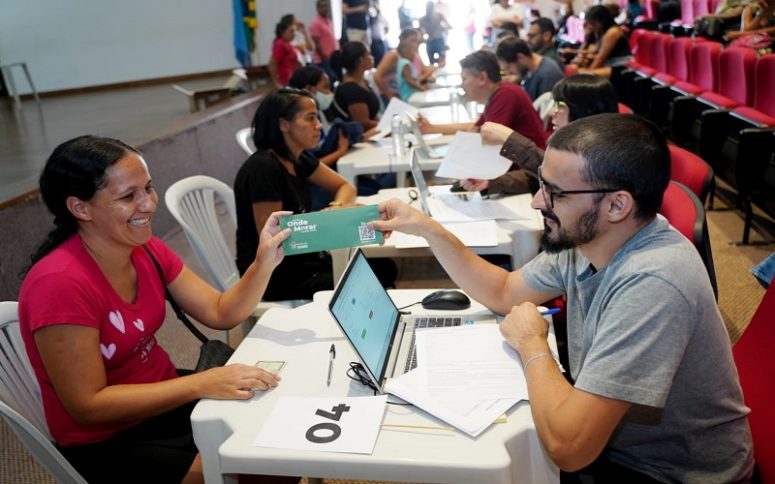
xmin=404 ymin=317 xmax=462 ymax=372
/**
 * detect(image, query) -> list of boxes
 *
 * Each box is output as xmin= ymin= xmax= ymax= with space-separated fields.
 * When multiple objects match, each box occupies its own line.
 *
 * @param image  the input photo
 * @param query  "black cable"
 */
xmin=397 ymin=301 xmax=422 ymax=311
xmin=346 ymin=362 xmax=413 ymax=406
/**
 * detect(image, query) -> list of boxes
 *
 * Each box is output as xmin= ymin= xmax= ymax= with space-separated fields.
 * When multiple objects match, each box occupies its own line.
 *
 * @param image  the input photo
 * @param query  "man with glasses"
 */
xmin=370 ymin=114 xmax=753 ymax=482
xmin=527 ymin=18 xmax=563 ymax=67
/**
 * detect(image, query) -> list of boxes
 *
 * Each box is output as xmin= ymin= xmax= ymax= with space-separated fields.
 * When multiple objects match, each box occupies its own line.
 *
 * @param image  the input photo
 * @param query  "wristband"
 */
xmin=522 ymin=352 xmax=553 ymax=373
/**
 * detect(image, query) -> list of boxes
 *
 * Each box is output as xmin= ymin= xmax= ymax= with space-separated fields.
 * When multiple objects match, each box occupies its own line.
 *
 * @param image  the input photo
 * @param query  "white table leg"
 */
xmin=20 ymin=63 xmax=40 ymax=103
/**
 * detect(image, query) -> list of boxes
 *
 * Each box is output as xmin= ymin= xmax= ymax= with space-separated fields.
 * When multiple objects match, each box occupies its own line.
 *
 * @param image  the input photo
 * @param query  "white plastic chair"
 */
xmin=164 ymin=176 xmax=307 ymax=335
xmin=532 ymin=91 xmax=555 ymax=131
xmin=0 ymin=301 xmax=87 ymax=484
xmin=235 ymin=127 xmax=255 ymax=156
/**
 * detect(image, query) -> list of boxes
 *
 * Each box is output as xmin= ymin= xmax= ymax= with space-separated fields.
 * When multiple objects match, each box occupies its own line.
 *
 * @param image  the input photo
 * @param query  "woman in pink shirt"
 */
xmin=19 ymin=136 xmax=297 ymax=483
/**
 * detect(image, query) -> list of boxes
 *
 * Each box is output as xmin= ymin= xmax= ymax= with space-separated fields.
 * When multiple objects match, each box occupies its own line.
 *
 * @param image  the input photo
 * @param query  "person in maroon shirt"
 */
xmin=418 ymin=50 xmax=547 ymax=149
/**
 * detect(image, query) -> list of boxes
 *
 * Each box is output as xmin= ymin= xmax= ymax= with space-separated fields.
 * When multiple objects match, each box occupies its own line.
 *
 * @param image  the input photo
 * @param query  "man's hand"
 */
xmin=417 ymin=113 xmax=433 ymax=134
xmin=369 ymin=198 xmax=431 ymax=239
xmin=499 ymin=302 xmax=551 ymax=357
xmin=461 ymin=178 xmax=490 ymax=192
xmin=480 ymin=122 xmax=514 ymax=146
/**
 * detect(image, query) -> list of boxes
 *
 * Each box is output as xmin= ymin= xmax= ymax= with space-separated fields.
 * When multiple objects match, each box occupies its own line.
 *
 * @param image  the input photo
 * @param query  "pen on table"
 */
xmin=540 ymin=308 xmax=562 ymax=316
xmin=326 ymin=344 xmax=336 ymax=387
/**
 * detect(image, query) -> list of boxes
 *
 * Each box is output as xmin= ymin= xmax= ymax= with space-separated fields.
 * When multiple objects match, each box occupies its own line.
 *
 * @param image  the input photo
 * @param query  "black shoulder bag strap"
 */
xmin=142 ymin=245 xmax=208 ymax=345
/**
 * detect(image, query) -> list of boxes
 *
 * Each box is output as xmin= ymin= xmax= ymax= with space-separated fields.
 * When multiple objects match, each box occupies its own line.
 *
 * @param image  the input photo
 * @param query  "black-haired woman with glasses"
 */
xmin=234 ymin=88 xmax=357 ymax=301
xmin=462 ymin=74 xmax=619 ymax=196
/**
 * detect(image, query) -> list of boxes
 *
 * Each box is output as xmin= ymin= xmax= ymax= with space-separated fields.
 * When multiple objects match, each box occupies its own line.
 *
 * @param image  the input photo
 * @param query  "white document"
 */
xmin=391 ymin=220 xmax=498 ymax=248
xmin=426 ymin=187 xmax=523 ymax=222
xmin=435 ymin=132 xmax=513 ymax=180
xmin=370 ymin=98 xmax=419 ymax=140
xmin=253 ymin=396 xmax=387 ymax=454
xmin=385 ymin=369 xmax=518 ymax=437
xmin=415 ymin=325 xmax=528 ymax=401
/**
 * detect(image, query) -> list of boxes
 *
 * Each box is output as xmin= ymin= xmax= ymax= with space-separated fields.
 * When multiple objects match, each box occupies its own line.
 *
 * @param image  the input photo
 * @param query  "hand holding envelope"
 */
xmin=281 ymin=205 xmax=385 ymax=256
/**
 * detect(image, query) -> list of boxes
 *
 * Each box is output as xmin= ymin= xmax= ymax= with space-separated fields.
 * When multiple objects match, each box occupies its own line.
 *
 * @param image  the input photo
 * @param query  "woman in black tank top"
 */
xmin=577 ymin=5 xmax=632 ymax=79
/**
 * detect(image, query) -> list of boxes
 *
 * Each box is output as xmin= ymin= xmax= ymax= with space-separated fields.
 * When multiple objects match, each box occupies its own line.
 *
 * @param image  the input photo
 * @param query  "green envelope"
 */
xmin=280 ymin=205 xmax=384 ymax=256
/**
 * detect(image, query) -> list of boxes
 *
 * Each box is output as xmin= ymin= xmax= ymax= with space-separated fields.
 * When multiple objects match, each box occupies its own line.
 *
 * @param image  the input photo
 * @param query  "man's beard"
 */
xmin=539 ymin=204 xmax=600 ymax=253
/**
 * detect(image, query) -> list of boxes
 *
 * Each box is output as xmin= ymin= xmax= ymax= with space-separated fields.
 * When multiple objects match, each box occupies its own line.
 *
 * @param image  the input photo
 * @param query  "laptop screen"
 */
xmin=410 ymin=151 xmax=431 ymax=215
xmin=329 ymin=250 xmax=401 ymax=384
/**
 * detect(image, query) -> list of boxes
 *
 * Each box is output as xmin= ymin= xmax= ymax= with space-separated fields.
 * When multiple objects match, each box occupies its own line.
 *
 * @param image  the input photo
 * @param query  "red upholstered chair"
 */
xmin=733 ymin=282 xmax=775 ymax=483
xmin=668 ymin=144 xmax=714 ymax=204
xmin=673 ymin=47 xmax=756 ymax=147
xmin=645 ymin=0 xmax=661 ymax=20
xmin=692 ymin=0 xmax=710 ymax=17
xmin=708 ymin=0 xmax=722 ymax=13
xmin=698 ymin=54 xmax=775 ymax=243
xmin=680 ymin=0 xmax=694 ymax=24
xmin=626 ymin=30 xmax=657 ymax=72
xmin=671 ymin=41 xmax=721 ymax=96
xmin=620 ymin=31 xmax=658 ymax=109
xmin=658 ymin=181 xmax=718 ymax=297
xmin=617 ymin=103 xmax=634 ymax=114
xmin=645 ymin=37 xmax=694 ymax=122
xmin=698 ymin=46 xmax=757 ymax=110
xmin=628 ymin=28 xmax=646 ymax=54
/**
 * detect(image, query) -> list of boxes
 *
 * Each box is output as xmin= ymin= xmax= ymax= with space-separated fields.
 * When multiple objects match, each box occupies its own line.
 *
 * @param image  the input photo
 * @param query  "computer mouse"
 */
xmin=421 ymin=290 xmax=471 ymax=310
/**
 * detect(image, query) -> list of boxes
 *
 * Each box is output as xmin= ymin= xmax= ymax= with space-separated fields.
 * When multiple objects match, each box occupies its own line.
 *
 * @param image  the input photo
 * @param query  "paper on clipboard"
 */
xmin=369 ymin=98 xmax=419 ymax=140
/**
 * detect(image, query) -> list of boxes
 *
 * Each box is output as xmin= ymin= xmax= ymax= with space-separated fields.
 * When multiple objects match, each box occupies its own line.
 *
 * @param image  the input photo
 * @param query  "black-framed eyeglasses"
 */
xmin=537 ymin=166 xmax=620 ymax=209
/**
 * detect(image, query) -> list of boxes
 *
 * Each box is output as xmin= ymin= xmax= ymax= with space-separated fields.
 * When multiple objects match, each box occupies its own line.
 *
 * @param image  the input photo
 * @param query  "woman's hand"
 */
xmin=480 ymin=122 xmax=514 ymax=146
xmin=461 ymin=178 xmax=490 ymax=192
xmin=256 ymin=210 xmax=292 ymax=270
xmin=364 ymin=127 xmax=380 ymax=139
xmin=198 ymin=364 xmax=281 ymax=400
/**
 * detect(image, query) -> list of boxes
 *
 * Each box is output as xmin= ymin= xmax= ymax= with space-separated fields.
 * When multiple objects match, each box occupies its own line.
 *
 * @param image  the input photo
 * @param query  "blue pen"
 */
xmin=540 ymin=308 xmax=562 ymax=316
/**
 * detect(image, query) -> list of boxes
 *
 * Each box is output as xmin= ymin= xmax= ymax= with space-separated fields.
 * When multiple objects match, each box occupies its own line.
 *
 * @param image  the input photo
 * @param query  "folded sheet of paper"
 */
xmin=435 ymin=132 xmax=513 ymax=180
xmin=253 ymin=396 xmax=387 ymax=454
xmin=385 ymin=369 xmax=518 ymax=437
xmin=370 ymin=98 xmax=419 ymax=140
xmin=390 ymin=220 xmax=498 ymax=248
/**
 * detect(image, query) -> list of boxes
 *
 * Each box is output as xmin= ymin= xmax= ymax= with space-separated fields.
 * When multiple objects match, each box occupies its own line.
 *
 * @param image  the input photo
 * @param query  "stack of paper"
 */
xmin=385 ymin=325 xmax=528 ymax=437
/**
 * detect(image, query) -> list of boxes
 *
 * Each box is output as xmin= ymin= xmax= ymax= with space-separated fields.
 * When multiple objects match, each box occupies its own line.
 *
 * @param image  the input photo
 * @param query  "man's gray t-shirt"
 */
xmin=521 ymin=57 xmax=564 ymax=101
xmin=522 ymin=217 xmax=753 ymax=483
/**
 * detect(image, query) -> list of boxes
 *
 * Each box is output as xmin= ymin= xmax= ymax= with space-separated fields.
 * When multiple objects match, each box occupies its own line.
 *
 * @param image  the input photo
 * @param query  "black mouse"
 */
xmin=421 ymin=290 xmax=471 ymax=310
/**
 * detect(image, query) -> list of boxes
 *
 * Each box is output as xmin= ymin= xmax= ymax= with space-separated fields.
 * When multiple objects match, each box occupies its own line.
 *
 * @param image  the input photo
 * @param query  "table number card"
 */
xmin=253 ymin=396 xmax=388 ymax=454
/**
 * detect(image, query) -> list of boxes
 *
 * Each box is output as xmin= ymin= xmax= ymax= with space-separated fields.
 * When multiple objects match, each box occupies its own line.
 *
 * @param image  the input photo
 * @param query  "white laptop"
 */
xmin=328 ymin=249 xmax=494 ymax=393
xmin=404 ymin=112 xmax=450 ymax=159
xmin=410 ymin=150 xmax=520 ymax=223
